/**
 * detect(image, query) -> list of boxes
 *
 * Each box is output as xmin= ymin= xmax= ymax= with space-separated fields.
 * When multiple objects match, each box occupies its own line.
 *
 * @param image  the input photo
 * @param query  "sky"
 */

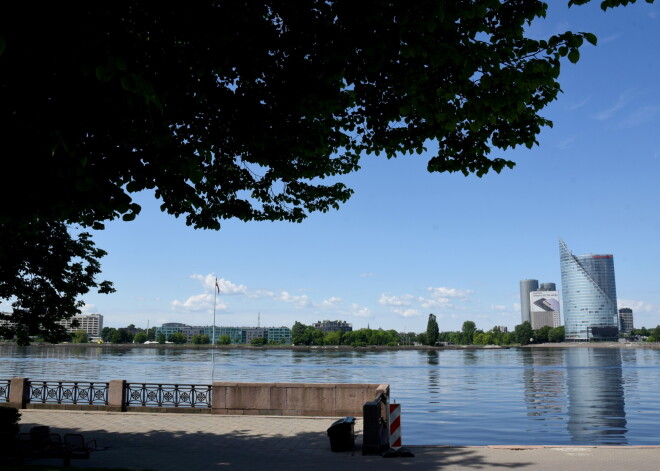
xmin=8 ymin=2 xmax=660 ymax=333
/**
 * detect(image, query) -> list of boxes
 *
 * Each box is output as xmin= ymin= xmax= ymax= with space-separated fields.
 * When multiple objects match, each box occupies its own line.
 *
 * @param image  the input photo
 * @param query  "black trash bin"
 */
xmin=327 ymin=416 xmax=356 ymax=452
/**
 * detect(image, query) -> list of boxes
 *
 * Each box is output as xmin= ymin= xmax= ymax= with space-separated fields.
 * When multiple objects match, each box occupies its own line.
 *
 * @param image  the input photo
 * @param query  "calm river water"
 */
xmin=2 ymin=345 xmax=660 ymax=446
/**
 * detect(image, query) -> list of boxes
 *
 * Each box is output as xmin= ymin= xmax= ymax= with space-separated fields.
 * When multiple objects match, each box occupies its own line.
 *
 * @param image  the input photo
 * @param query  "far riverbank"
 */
xmin=523 ymin=341 xmax=660 ymax=349
xmin=3 ymin=341 xmax=659 ymax=350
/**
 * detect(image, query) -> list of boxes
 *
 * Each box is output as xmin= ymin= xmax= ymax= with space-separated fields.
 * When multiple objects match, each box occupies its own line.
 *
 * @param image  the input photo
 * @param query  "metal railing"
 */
xmin=28 ymin=380 xmax=109 ymax=405
xmin=125 ymin=383 xmax=212 ymax=408
xmin=0 ymin=379 xmax=10 ymax=402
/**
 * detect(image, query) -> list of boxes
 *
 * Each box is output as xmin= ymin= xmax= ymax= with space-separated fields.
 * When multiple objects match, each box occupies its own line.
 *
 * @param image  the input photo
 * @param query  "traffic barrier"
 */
xmin=389 ymin=403 xmax=402 ymax=448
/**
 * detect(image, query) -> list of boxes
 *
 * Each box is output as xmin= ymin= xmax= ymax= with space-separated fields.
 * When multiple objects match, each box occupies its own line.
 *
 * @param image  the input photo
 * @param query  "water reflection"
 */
xmin=565 ymin=348 xmax=627 ymax=445
xmin=521 ymin=348 xmax=566 ymax=418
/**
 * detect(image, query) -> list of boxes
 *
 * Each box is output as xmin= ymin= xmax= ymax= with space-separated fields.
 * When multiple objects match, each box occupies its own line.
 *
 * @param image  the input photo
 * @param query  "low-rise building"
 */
xmin=58 ymin=313 xmax=104 ymax=340
xmin=312 ymin=320 xmax=353 ymax=334
xmin=154 ymin=323 xmax=292 ymax=344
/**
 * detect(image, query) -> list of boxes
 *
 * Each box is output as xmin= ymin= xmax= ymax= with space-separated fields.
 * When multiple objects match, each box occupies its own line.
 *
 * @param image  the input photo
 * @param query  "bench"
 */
xmin=13 ymin=426 xmax=97 ymax=466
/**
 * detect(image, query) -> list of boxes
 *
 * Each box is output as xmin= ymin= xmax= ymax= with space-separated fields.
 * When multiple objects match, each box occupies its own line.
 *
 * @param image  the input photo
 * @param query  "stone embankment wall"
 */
xmin=4 ymin=377 xmax=388 ymax=417
xmin=212 ymin=382 xmax=389 ymax=416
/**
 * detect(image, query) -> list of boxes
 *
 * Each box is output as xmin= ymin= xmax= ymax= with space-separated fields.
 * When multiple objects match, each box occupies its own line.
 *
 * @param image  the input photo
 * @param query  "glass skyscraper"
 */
xmin=559 ymin=239 xmax=619 ymax=341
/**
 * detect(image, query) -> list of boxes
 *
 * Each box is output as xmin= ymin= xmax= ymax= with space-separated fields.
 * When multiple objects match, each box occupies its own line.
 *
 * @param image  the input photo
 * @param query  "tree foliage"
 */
xmin=461 ymin=321 xmax=477 ymax=345
xmin=0 ymin=221 xmax=114 ymax=345
xmin=514 ymin=321 xmax=534 ymax=346
xmin=192 ymin=334 xmax=211 ymax=345
xmin=250 ymin=337 xmax=267 ymax=346
xmin=71 ymin=330 xmax=89 ymax=344
xmin=426 ymin=314 xmax=439 ymax=346
xmin=548 ymin=326 xmax=565 ymax=343
xmin=291 ymin=322 xmax=400 ymax=346
xmin=1 ymin=1 xmax=644 ymax=232
xmin=168 ymin=332 xmax=188 ymax=344
xmin=0 ymin=1 xmax=652 ymax=342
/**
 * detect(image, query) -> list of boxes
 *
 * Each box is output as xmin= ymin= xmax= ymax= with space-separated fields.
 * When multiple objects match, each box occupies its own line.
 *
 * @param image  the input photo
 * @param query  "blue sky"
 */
xmin=12 ymin=2 xmax=660 ymax=333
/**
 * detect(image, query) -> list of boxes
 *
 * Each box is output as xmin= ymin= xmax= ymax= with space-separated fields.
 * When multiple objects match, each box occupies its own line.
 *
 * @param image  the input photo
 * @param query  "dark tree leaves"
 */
xmin=0 ymin=1 xmax=635 ymax=231
xmin=0 ymin=221 xmax=114 ymax=345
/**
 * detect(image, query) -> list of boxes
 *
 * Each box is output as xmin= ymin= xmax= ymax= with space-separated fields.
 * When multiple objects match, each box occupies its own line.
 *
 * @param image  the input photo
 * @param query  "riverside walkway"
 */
xmin=18 ymin=409 xmax=660 ymax=471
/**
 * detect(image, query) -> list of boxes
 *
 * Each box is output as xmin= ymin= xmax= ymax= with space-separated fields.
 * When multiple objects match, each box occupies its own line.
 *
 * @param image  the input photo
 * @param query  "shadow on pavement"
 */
xmin=18 ymin=417 xmax=533 ymax=471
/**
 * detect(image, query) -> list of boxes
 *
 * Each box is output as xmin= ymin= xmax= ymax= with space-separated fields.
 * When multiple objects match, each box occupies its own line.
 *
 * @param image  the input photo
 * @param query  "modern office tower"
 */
xmin=618 ymin=308 xmax=634 ymax=334
xmin=520 ymin=279 xmax=539 ymax=324
xmin=529 ymin=290 xmax=561 ymax=329
xmin=539 ymin=282 xmax=556 ymax=291
xmin=559 ymin=239 xmax=619 ymax=341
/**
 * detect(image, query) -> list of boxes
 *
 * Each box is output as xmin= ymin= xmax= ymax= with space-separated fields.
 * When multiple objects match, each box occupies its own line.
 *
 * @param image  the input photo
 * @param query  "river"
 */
xmin=2 ymin=345 xmax=660 ymax=446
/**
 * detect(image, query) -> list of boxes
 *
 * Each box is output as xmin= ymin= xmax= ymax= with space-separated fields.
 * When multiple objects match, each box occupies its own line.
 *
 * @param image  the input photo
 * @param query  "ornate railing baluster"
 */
xmin=26 ymin=380 xmax=109 ymax=405
xmin=0 ymin=379 xmax=10 ymax=402
xmin=124 ymin=382 xmax=212 ymax=408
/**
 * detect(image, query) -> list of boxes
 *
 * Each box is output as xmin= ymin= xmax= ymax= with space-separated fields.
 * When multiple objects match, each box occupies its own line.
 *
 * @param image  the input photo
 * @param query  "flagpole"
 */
xmin=212 ymin=278 xmax=218 ymax=382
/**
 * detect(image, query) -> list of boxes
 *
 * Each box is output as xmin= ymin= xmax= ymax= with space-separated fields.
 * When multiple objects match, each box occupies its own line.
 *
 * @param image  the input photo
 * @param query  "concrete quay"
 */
xmin=17 ymin=409 xmax=660 ymax=471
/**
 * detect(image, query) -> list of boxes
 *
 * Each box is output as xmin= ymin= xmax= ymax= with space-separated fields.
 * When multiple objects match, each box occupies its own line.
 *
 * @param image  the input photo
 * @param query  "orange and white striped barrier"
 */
xmin=389 ymin=403 xmax=402 ymax=448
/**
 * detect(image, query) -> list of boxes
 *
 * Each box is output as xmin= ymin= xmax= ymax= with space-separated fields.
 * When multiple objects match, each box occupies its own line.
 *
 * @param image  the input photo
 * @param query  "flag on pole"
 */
xmin=215 ymin=278 xmax=220 ymax=294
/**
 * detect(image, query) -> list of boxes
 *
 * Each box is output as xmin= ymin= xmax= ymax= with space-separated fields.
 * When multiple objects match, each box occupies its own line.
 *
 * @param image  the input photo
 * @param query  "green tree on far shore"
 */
xmin=548 ymin=326 xmax=565 ymax=343
xmin=426 ymin=314 xmax=439 ymax=346
xmin=71 ymin=329 xmax=89 ymax=343
xmin=192 ymin=334 xmax=210 ymax=345
xmin=168 ymin=332 xmax=187 ymax=344
xmin=461 ymin=321 xmax=477 ymax=345
xmin=514 ymin=322 xmax=534 ymax=346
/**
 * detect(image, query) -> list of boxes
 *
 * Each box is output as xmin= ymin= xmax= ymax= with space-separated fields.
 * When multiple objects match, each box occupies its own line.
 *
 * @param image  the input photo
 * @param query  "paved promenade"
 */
xmin=17 ymin=409 xmax=660 ymax=471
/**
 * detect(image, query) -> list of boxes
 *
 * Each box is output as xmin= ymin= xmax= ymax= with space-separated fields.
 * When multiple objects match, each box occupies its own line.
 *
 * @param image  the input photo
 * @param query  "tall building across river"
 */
xmin=559 ymin=239 xmax=619 ymax=341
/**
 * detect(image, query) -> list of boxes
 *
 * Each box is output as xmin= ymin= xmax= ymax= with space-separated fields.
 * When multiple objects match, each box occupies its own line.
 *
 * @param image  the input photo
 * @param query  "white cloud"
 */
xmin=599 ymin=33 xmax=621 ymax=44
xmin=592 ymin=89 xmax=638 ymax=121
xmin=567 ymin=96 xmax=590 ymax=111
xmin=250 ymin=289 xmax=275 ymax=299
xmin=617 ymin=106 xmax=658 ymax=129
xmin=557 ymin=136 xmax=576 ymax=151
xmin=350 ymin=304 xmax=372 ymax=318
xmin=618 ymin=299 xmax=654 ymax=313
xmin=171 ymin=293 xmax=226 ymax=313
xmin=359 ymin=273 xmax=375 ymax=278
xmin=378 ymin=293 xmax=413 ymax=307
xmin=322 ymin=297 xmax=343 ymax=309
xmin=419 ymin=297 xmax=451 ymax=309
xmin=80 ymin=303 xmax=97 ymax=314
xmin=419 ymin=286 xmax=473 ymax=309
xmin=393 ymin=308 xmax=420 ymax=318
xmin=190 ymin=273 xmax=248 ymax=295
xmin=426 ymin=287 xmax=473 ymax=298
xmin=491 ymin=305 xmax=507 ymax=312
xmin=278 ymin=291 xmax=313 ymax=309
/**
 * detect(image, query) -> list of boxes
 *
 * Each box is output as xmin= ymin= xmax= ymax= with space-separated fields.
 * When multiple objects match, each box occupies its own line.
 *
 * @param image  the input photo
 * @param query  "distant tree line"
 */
xmin=291 ymin=322 xmax=400 ymax=347
xmin=100 ymin=324 xmax=154 ymax=344
xmin=422 ymin=315 xmax=565 ymax=346
xmin=628 ymin=326 xmax=660 ymax=342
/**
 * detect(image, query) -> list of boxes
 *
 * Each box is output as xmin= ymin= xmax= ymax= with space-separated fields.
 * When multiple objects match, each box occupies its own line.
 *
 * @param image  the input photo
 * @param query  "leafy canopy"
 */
xmin=2 ymin=1 xmax=650 ymax=231
xmin=0 ymin=0 xmax=653 ymax=343
xmin=0 ymin=221 xmax=114 ymax=345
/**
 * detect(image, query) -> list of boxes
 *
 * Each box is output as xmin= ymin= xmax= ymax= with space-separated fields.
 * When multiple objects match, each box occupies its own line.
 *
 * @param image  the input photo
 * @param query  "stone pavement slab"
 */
xmin=16 ymin=410 xmax=660 ymax=471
